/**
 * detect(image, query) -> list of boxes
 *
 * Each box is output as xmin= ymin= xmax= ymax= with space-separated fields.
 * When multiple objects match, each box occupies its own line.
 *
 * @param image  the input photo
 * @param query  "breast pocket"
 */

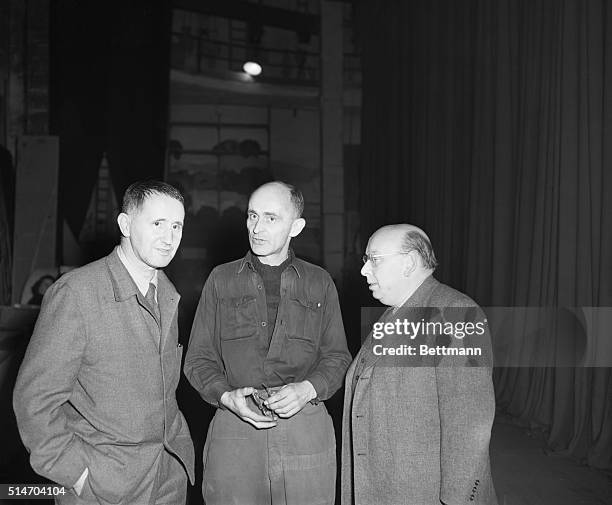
xmin=219 ymin=295 xmax=258 ymax=340
xmin=286 ymin=298 xmax=323 ymax=344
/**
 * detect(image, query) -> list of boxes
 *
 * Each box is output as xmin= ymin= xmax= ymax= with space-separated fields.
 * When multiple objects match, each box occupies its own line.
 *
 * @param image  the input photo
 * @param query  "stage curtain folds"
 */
xmin=357 ymin=0 xmax=612 ymax=470
xmin=50 ymin=1 xmax=171 ymax=262
xmin=0 ymin=186 xmax=11 ymax=305
xmin=0 ymin=148 xmax=13 ymax=305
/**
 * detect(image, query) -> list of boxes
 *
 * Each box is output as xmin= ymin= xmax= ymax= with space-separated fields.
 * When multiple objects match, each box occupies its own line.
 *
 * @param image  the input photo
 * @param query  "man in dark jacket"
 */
xmin=185 ymin=181 xmax=351 ymax=505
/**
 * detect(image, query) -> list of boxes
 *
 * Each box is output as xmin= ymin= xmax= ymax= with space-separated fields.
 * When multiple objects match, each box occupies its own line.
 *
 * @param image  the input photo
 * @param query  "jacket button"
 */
xmin=257 ymin=284 xmax=263 ymax=290
xmin=261 ymin=321 xmax=267 ymax=327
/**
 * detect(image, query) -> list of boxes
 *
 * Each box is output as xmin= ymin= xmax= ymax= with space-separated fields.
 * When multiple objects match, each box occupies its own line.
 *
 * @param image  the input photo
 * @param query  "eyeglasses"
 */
xmin=362 ymin=252 xmax=410 ymax=267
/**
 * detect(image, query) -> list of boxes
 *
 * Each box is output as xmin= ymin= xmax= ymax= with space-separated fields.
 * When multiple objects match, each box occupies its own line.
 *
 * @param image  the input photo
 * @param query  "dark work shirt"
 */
xmin=252 ymin=253 xmax=291 ymax=342
xmin=184 ymin=250 xmax=352 ymax=407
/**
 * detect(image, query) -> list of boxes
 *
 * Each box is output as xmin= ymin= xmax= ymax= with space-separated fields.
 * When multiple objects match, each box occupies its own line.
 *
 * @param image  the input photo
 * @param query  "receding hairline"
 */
xmin=249 ymin=181 xmax=304 ymax=218
xmin=368 ymin=224 xmax=438 ymax=270
xmin=372 ymin=224 xmax=430 ymax=243
xmin=121 ymin=180 xmax=184 ymax=214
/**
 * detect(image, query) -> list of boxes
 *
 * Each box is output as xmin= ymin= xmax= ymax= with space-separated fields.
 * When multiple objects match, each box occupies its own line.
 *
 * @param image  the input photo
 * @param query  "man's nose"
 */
xmin=161 ymin=226 xmax=173 ymax=244
xmin=360 ymin=261 xmax=370 ymax=277
xmin=252 ymin=218 xmax=262 ymax=233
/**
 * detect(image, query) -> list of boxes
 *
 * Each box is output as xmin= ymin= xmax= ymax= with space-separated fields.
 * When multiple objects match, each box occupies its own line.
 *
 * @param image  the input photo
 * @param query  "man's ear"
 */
xmin=403 ymin=251 xmax=419 ymax=277
xmin=117 ymin=213 xmax=131 ymax=238
xmin=289 ymin=217 xmax=306 ymax=238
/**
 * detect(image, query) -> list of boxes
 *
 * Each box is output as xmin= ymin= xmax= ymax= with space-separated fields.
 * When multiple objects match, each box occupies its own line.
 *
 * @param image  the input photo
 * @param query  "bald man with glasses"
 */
xmin=341 ymin=224 xmax=498 ymax=505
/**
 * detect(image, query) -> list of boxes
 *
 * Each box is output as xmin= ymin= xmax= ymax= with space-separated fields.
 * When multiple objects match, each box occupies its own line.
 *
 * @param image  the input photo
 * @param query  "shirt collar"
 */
xmin=117 ymin=244 xmax=158 ymax=297
xmin=238 ymin=249 xmax=302 ymax=278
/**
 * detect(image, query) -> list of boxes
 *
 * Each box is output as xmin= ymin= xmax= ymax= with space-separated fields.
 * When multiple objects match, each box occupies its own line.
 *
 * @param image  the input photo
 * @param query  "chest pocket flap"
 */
xmin=219 ymin=295 xmax=258 ymax=340
xmin=286 ymin=297 xmax=323 ymax=343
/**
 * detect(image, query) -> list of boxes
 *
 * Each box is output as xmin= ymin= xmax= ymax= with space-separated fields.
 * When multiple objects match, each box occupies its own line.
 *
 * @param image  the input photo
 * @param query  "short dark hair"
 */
xmin=401 ymin=230 xmax=438 ymax=270
xmin=121 ymin=180 xmax=184 ymax=214
xmin=276 ymin=181 xmax=304 ymax=218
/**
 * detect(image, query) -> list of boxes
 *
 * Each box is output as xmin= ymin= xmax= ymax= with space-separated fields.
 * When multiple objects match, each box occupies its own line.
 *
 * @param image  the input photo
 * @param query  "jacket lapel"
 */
xmin=359 ymin=275 xmax=440 ymax=372
xmin=106 ymin=248 xmax=179 ymax=352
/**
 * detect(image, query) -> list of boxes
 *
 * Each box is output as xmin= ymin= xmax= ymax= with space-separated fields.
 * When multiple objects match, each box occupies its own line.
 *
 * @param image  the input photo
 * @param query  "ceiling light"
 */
xmin=243 ymin=61 xmax=262 ymax=77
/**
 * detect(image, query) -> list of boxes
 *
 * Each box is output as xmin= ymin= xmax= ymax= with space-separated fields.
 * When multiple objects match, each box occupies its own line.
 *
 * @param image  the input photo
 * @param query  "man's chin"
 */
xmin=150 ymin=254 xmax=175 ymax=268
xmin=250 ymin=244 xmax=269 ymax=256
xmin=370 ymin=290 xmax=385 ymax=303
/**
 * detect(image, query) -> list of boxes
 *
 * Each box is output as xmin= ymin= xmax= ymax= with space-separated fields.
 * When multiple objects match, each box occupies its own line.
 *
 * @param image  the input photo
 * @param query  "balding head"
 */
xmin=369 ymin=224 xmax=438 ymax=271
xmin=247 ymin=181 xmax=306 ymax=265
xmin=250 ymin=181 xmax=304 ymax=219
xmin=361 ymin=224 xmax=437 ymax=306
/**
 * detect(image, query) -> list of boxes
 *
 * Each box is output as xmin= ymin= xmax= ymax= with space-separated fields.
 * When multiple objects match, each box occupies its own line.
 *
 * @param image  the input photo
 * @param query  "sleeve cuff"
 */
xmin=305 ymin=374 xmax=328 ymax=401
xmin=208 ymin=381 xmax=233 ymax=408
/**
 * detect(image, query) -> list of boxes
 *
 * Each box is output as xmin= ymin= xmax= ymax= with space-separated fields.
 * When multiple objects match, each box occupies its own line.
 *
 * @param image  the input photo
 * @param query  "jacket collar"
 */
xmin=399 ymin=274 xmax=439 ymax=308
xmin=107 ymin=247 xmax=140 ymax=302
xmin=237 ymin=249 xmax=302 ymax=278
xmin=106 ymin=247 xmax=179 ymax=351
xmin=106 ymin=246 xmax=178 ymax=302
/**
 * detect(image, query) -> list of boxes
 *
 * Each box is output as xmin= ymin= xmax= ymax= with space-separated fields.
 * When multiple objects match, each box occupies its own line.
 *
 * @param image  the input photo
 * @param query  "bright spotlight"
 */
xmin=243 ymin=61 xmax=262 ymax=76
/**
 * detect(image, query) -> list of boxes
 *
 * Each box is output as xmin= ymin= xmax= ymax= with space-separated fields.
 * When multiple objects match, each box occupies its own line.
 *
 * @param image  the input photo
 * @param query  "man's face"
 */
xmin=360 ymin=230 xmax=408 ymax=306
xmin=247 ymin=184 xmax=303 ymax=265
xmin=123 ymin=193 xmax=185 ymax=269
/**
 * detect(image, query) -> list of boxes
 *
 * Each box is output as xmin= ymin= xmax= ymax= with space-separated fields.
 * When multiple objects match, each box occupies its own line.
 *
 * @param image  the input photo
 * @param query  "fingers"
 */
xmin=273 ymin=402 xmax=300 ymax=417
xmin=244 ymin=418 xmax=278 ymax=429
xmin=239 ymin=408 xmax=277 ymax=428
xmin=265 ymin=385 xmax=307 ymax=417
xmin=240 ymin=407 xmax=276 ymax=423
xmin=225 ymin=385 xmax=307 ymax=425
xmin=276 ymin=406 xmax=300 ymax=418
xmin=265 ymin=394 xmax=293 ymax=410
xmin=237 ymin=386 xmax=254 ymax=397
xmin=266 ymin=387 xmax=290 ymax=405
xmin=234 ymin=392 xmax=278 ymax=425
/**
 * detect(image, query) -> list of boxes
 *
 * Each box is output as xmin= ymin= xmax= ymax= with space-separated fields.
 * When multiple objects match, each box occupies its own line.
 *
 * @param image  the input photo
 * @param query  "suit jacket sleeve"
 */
xmin=436 ymin=306 xmax=496 ymax=504
xmin=305 ymin=275 xmax=352 ymax=400
xmin=183 ymin=270 xmax=232 ymax=407
xmin=13 ymin=282 xmax=89 ymax=488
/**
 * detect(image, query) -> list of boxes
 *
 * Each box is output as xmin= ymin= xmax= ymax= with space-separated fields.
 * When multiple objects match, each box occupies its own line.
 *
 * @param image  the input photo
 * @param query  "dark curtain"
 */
xmin=0 ymin=147 xmax=13 ymax=305
xmin=357 ymin=0 xmax=612 ymax=470
xmin=50 ymin=0 xmax=171 ymax=259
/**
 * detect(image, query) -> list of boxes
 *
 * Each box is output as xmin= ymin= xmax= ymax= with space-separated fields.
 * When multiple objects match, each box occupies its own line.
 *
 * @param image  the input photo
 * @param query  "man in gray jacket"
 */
xmin=342 ymin=224 xmax=498 ymax=505
xmin=13 ymin=181 xmax=194 ymax=504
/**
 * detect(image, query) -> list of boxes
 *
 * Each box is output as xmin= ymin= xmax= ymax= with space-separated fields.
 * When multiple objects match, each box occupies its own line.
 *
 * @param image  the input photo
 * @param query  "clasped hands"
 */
xmin=220 ymin=380 xmax=316 ymax=429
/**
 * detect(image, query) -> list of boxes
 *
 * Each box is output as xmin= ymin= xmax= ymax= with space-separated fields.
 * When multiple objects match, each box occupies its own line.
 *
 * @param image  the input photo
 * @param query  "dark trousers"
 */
xmin=202 ymin=402 xmax=336 ymax=505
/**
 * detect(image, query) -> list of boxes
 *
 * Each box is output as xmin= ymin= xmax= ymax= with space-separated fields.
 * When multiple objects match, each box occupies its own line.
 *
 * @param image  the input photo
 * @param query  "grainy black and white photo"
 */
xmin=0 ymin=1 xmax=610 ymax=505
